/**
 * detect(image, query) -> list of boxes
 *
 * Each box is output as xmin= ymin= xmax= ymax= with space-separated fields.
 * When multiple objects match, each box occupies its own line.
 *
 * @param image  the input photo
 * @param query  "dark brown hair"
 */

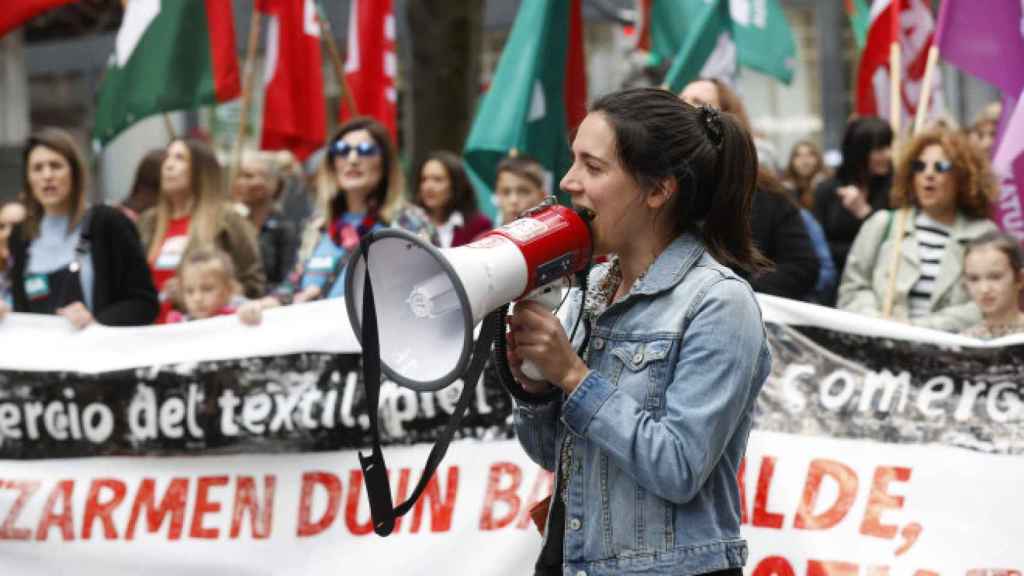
xmin=122 ymin=148 xmax=165 ymax=216
xmin=323 ymin=117 xmax=401 ymax=221
xmin=20 ymin=127 xmax=89 ymax=239
xmin=590 ymin=87 xmax=769 ymax=275
xmin=415 ymin=150 xmax=479 ymax=220
xmin=690 ymin=78 xmax=794 ymax=207
xmin=837 ymin=116 xmax=893 ymax=189
xmin=496 ymin=154 xmax=545 ymax=191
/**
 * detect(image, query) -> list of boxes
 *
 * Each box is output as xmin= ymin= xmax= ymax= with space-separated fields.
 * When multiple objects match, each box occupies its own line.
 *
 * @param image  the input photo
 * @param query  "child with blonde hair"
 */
xmin=961 ymin=231 xmax=1024 ymax=339
xmin=167 ymin=246 xmax=255 ymax=324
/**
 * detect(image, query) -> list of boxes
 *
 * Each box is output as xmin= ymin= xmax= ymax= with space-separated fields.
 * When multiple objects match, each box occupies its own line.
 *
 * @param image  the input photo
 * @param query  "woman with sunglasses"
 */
xmin=238 ymin=118 xmax=435 ymax=320
xmin=838 ymin=128 xmax=998 ymax=331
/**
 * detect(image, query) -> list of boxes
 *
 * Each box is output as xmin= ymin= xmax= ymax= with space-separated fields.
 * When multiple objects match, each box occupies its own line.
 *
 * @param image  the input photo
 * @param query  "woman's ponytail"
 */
xmin=699 ymin=110 xmax=770 ymax=276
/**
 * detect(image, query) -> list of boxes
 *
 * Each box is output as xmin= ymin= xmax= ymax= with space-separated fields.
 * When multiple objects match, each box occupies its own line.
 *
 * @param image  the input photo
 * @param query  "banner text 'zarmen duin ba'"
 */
xmin=1 ymin=296 xmax=1023 ymax=575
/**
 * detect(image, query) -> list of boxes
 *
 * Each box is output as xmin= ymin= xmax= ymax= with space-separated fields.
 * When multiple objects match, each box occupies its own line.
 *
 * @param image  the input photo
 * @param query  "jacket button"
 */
xmin=632 ymin=351 xmax=644 ymax=364
xmin=570 ymin=517 xmax=582 ymax=530
xmin=593 ymin=338 xmax=604 ymax=350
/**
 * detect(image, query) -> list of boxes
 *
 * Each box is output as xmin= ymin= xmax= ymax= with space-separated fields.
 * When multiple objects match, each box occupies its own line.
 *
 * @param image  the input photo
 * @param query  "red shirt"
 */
xmin=150 ymin=215 xmax=190 ymax=323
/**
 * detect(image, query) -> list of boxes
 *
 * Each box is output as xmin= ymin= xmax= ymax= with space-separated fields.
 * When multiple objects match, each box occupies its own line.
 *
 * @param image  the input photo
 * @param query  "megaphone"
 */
xmin=344 ymin=200 xmax=593 ymax=392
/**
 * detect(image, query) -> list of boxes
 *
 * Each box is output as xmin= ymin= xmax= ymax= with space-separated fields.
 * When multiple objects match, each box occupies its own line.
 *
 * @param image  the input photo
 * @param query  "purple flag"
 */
xmin=993 ymin=95 xmax=1024 ymax=242
xmin=935 ymin=0 xmax=1024 ymax=96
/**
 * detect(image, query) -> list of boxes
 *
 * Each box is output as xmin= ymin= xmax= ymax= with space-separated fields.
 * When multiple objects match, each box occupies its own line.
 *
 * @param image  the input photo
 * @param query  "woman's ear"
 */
xmin=646 ymin=178 xmax=677 ymax=209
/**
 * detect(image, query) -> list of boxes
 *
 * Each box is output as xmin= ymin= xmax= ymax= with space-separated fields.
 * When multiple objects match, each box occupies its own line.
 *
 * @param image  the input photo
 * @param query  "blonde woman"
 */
xmin=238 ymin=117 xmax=435 ymax=321
xmin=137 ymin=138 xmax=264 ymax=322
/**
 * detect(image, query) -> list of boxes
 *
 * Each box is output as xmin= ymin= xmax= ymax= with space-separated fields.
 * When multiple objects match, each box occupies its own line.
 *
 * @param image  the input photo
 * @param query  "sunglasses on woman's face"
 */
xmin=331 ymin=140 xmax=380 ymax=159
xmin=911 ymin=160 xmax=953 ymax=174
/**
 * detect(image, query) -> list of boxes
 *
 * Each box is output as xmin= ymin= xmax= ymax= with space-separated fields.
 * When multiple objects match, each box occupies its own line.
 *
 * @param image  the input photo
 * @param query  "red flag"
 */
xmin=564 ymin=0 xmax=588 ymax=133
xmin=634 ymin=0 xmax=654 ymax=52
xmin=0 ymin=0 xmax=75 ymax=38
xmin=256 ymin=0 xmax=327 ymax=161
xmin=339 ymin=0 xmax=397 ymax=140
xmin=856 ymin=0 xmax=944 ymax=126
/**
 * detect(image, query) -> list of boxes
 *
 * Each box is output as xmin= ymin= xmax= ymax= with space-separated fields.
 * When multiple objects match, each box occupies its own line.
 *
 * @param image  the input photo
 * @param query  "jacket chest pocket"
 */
xmin=608 ymin=339 xmax=673 ymax=412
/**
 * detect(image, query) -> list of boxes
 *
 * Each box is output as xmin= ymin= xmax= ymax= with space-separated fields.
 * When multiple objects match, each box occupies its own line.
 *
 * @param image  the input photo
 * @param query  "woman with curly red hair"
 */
xmin=838 ymin=128 xmax=999 ymax=331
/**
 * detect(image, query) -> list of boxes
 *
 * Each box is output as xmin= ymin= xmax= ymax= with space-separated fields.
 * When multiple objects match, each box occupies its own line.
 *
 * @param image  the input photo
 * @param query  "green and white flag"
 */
xmin=462 ymin=0 xmax=575 ymax=220
xmin=93 ymin=0 xmax=241 ymax=147
xmin=654 ymin=0 xmax=797 ymax=93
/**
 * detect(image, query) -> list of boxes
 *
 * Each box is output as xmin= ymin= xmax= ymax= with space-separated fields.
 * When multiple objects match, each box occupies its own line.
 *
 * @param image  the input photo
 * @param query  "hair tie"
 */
xmin=698 ymin=105 xmax=724 ymax=148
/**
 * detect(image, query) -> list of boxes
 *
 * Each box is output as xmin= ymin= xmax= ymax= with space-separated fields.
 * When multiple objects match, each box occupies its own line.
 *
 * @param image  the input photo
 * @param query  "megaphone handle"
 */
xmin=517 ymin=282 xmax=565 ymax=381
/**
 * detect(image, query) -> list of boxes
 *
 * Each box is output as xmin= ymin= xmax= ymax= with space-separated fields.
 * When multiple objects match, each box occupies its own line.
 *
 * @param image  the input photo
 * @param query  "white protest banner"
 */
xmin=0 ymin=296 xmax=1021 ymax=574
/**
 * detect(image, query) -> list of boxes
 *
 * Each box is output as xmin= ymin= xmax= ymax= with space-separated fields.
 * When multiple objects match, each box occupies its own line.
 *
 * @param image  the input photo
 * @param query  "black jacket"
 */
xmin=749 ymin=188 xmax=820 ymax=300
xmin=258 ymin=211 xmax=298 ymax=289
xmin=10 ymin=205 xmax=159 ymax=326
xmin=812 ymin=175 xmax=891 ymax=278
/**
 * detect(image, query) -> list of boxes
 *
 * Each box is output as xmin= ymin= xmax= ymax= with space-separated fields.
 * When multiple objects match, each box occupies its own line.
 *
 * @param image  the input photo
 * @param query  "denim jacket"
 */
xmin=515 ymin=233 xmax=771 ymax=576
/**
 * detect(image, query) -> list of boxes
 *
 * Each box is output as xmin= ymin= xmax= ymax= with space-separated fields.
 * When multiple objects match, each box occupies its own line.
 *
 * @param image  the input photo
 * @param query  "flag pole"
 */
xmin=230 ymin=8 xmax=263 ymax=191
xmin=315 ymin=0 xmax=358 ymax=119
xmin=882 ymin=0 xmax=907 ymax=318
xmin=913 ymin=44 xmax=939 ymax=136
xmin=889 ymin=0 xmax=902 ymax=145
xmin=162 ymin=113 xmax=177 ymax=142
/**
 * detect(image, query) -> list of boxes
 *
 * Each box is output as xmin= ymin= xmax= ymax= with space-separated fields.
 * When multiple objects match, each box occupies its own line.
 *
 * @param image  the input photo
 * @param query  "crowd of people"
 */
xmin=0 ymin=83 xmax=1020 ymax=576
xmin=0 ymin=83 xmax=1021 ymax=341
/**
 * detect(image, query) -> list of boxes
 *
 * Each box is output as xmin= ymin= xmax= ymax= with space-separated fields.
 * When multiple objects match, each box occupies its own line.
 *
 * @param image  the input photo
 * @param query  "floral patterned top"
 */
xmin=961 ymin=316 xmax=1024 ymax=339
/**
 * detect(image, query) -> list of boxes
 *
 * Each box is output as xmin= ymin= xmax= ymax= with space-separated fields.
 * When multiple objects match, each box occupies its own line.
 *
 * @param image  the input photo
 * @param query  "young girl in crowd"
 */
xmin=961 ymin=231 xmax=1024 ymax=338
xmin=415 ymin=150 xmax=492 ymax=247
xmin=783 ymin=140 xmax=829 ymax=210
xmin=493 ymin=154 xmax=549 ymax=224
xmin=166 ymin=247 xmax=252 ymax=323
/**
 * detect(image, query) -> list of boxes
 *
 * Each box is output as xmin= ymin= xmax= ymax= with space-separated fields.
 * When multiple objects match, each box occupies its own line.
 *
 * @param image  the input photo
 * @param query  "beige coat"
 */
xmin=838 ymin=208 xmax=998 ymax=332
xmin=136 ymin=207 xmax=266 ymax=298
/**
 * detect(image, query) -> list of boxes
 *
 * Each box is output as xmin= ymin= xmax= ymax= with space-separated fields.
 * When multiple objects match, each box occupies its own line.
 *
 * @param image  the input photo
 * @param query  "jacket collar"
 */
xmin=900 ymin=207 xmax=990 ymax=240
xmin=588 ymin=232 xmax=706 ymax=299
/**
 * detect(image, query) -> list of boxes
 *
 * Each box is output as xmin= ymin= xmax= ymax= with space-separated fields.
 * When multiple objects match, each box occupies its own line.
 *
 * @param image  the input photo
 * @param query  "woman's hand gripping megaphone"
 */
xmin=506 ymin=295 xmax=590 ymax=395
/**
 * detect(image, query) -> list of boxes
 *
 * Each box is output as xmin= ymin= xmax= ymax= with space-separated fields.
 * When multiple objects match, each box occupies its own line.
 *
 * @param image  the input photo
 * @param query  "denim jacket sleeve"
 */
xmin=560 ymin=275 xmax=769 ymax=504
xmin=513 ymin=398 xmax=561 ymax=472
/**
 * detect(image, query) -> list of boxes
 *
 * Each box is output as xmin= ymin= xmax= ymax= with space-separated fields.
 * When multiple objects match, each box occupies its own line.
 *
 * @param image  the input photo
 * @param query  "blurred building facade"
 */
xmin=0 ymin=0 xmax=1001 ymax=203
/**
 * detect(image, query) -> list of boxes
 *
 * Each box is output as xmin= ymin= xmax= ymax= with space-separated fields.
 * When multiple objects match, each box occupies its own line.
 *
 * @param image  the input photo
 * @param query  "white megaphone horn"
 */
xmin=344 ymin=200 xmax=593 ymax=392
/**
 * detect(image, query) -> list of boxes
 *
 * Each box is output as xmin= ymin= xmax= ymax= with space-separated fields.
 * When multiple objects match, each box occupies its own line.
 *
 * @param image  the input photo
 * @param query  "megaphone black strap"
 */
xmin=356 ymin=233 xmax=498 ymax=537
